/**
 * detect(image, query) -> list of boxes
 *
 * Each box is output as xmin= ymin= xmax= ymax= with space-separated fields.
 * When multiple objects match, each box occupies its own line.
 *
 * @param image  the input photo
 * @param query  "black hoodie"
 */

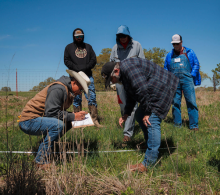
xmin=64 ymin=28 xmax=97 ymax=76
xmin=44 ymin=76 xmax=75 ymax=122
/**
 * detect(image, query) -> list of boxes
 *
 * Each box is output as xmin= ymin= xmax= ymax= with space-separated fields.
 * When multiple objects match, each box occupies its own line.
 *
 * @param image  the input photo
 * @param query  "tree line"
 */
xmin=28 ymin=47 xmax=219 ymax=92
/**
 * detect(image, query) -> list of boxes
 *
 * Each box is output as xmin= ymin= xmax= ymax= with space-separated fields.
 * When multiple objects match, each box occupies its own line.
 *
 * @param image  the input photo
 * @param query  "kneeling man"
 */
xmin=19 ymin=70 xmax=90 ymax=169
xmin=102 ymin=58 xmax=179 ymax=172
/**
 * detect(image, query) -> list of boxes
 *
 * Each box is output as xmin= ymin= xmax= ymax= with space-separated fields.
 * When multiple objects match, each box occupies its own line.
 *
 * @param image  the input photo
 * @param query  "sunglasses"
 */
xmin=172 ymin=43 xmax=180 ymax=46
xmin=117 ymin=34 xmax=127 ymax=39
xmin=75 ymin=35 xmax=83 ymax=39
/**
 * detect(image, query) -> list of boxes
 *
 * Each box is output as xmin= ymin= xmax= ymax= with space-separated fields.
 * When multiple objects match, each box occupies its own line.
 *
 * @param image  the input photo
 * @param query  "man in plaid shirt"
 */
xmin=102 ymin=58 xmax=179 ymax=172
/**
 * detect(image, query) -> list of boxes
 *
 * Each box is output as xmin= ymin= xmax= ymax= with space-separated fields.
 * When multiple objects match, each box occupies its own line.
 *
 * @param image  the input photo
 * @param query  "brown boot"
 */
xmin=122 ymin=136 xmax=131 ymax=147
xmin=36 ymin=163 xmax=53 ymax=171
xmin=123 ymin=136 xmax=131 ymax=142
xmin=73 ymin=104 xmax=82 ymax=113
xmin=89 ymin=105 xmax=103 ymax=128
xmin=129 ymin=163 xmax=147 ymax=173
xmin=191 ymin=128 xmax=199 ymax=131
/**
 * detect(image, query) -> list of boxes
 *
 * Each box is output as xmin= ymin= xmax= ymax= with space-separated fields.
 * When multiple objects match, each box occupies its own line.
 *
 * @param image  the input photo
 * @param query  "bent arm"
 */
xmin=190 ymin=51 xmax=200 ymax=77
xmin=164 ymin=55 xmax=169 ymax=71
xmin=137 ymin=43 xmax=145 ymax=59
xmin=110 ymin=45 xmax=118 ymax=62
xmin=86 ymin=46 xmax=97 ymax=70
xmin=124 ymin=92 xmax=136 ymax=116
xmin=45 ymin=87 xmax=75 ymax=122
xmin=64 ymin=47 xmax=81 ymax=72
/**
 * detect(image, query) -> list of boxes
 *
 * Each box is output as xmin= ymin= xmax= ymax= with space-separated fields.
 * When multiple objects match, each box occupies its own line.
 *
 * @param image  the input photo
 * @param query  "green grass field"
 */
xmin=0 ymin=90 xmax=220 ymax=194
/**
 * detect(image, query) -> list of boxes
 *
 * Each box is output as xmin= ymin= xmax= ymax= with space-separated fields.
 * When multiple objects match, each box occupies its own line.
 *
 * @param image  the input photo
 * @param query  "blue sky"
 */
xmin=0 ymin=0 xmax=219 ymax=91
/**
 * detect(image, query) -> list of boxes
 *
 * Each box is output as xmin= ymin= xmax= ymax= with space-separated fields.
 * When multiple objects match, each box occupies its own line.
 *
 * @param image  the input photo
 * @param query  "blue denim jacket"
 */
xmin=164 ymin=46 xmax=201 ymax=86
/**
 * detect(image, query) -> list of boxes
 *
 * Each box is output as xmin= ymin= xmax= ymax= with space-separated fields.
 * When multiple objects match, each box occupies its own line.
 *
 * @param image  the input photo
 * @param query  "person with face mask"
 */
xmin=64 ymin=28 xmax=102 ymax=127
xmin=110 ymin=25 xmax=145 ymax=144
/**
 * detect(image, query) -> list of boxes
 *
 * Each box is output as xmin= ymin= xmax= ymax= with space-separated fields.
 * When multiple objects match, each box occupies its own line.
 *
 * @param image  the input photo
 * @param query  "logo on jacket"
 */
xmin=75 ymin=48 xmax=87 ymax=58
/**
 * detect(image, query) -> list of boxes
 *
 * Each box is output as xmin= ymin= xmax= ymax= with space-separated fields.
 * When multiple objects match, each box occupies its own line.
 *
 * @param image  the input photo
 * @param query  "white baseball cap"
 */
xmin=74 ymin=30 xmax=84 ymax=36
xmin=66 ymin=70 xmax=91 ymax=94
xmin=171 ymin=34 xmax=182 ymax=43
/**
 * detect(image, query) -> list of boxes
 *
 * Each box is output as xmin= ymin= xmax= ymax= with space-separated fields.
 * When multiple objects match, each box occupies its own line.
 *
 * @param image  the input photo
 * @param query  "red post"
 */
xmin=16 ymin=69 xmax=18 ymax=97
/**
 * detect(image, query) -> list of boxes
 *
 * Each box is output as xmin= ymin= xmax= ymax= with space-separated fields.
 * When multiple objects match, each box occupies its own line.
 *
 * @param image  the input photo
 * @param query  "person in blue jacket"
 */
xmin=164 ymin=34 xmax=201 ymax=130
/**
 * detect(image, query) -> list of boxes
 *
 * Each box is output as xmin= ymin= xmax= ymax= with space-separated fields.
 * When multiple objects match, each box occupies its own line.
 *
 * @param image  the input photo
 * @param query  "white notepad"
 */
xmin=72 ymin=113 xmax=94 ymax=128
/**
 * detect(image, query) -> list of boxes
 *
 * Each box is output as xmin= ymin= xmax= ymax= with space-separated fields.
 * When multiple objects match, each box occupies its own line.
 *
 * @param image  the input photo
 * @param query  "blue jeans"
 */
xmin=19 ymin=117 xmax=72 ymax=164
xmin=116 ymin=83 xmax=138 ymax=137
xmin=172 ymin=73 xmax=198 ymax=129
xmin=73 ymin=76 xmax=97 ymax=107
xmin=135 ymin=106 xmax=162 ymax=167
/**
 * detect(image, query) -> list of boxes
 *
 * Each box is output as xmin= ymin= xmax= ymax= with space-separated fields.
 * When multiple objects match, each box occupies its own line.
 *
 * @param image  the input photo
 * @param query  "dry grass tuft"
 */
xmin=1 ymin=160 xmax=45 ymax=195
xmin=42 ymin=165 xmax=152 ymax=194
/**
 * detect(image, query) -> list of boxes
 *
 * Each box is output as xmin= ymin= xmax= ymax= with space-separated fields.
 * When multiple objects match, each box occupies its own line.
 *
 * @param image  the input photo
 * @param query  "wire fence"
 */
xmin=0 ymin=68 xmax=107 ymax=93
xmin=0 ymin=69 xmax=66 ymax=92
xmin=0 ymin=69 xmax=220 ymax=193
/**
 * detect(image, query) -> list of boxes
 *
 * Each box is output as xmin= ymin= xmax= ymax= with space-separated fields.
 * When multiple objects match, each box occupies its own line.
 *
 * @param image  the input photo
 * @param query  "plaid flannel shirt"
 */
xmin=120 ymin=58 xmax=179 ymax=119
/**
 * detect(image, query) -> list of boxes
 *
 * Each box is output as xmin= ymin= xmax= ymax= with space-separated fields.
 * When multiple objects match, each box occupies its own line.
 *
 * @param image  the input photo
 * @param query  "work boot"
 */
xmin=191 ymin=128 xmax=199 ymax=131
xmin=89 ymin=105 xmax=103 ymax=128
xmin=123 ymin=136 xmax=131 ymax=142
xmin=122 ymin=136 xmax=131 ymax=147
xmin=129 ymin=163 xmax=147 ymax=173
xmin=73 ymin=104 xmax=82 ymax=113
xmin=36 ymin=163 xmax=53 ymax=171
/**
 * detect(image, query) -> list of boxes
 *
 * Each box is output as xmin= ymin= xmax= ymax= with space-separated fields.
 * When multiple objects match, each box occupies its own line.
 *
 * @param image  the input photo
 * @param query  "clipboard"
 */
xmin=72 ymin=113 xmax=94 ymax=128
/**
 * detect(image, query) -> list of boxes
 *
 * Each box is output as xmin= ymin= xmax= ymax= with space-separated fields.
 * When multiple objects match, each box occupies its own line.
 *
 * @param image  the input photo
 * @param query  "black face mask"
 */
xmin=74 ymin=38 xmax=84 ymax=48
xmin=117 ymin=34 xmax=128 ymax=39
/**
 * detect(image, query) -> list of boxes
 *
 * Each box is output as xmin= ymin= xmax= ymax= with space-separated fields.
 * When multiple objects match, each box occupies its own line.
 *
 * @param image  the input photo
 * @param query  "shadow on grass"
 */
xmin=164 ymin=116 xmax=173 ymax=124
xmin=164 ymin=116 xmax=190 ymax=128
xmin=30 ymin=132 xmax=176 ymax=165
xmin=112 ymin=135 xmax=176 ymax=159
xmin=133 ymin=124 xmax=143 ymax=136
xmin=159 ymin=137 xmax=176 ymax=158
xmin=208 ymin=158 xmax=220 ymax=172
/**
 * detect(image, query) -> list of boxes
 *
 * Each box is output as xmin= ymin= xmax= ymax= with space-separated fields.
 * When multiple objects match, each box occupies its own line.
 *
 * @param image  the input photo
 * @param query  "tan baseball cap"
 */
xmin=66 ymin=70 xmax=91 ymax=94
xmin=74 ymin=30 xmax=84 ymax=36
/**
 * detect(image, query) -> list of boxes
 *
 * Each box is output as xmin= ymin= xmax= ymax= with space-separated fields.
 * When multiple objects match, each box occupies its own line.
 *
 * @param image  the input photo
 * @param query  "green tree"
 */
xmin=30 ymin=77 xmax=55 ymax=91
xmin=143 ymin=47 xmax=168 ymax=67
xmin=200 ymin=69 xmax=210 ymax=82
xmin=93 ymin=48 xmax=112 ymax=91
xmin=1 ymin=86 xmax=11 ymax=92
xmin=211 ymin=63 xmax=220 ymax=92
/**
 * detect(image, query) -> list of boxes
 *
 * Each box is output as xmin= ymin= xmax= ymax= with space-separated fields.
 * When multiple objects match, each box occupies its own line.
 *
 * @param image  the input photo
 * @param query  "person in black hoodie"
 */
xmin=64 ymin=28 xmax=102 ymax=127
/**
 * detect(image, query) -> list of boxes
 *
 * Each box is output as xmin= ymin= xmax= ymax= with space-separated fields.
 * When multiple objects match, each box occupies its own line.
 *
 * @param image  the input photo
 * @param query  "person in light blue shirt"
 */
xmin=110 ymin=25 xmax=145 ymax=143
